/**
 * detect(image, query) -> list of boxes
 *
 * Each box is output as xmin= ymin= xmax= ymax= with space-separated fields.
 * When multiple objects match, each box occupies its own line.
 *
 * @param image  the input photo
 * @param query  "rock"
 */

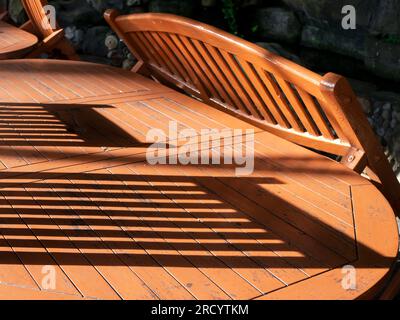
xmin=0 ymin=0 xmax=6 ymax=11
xmin=8 ymin=0 xmax=26 ymax=24
xmin=365 ymin=38 xmax=400 ymax=81
xmin=281 ymin=0 xmax=400 ymax=81
xmin=86 ymin=0 xmax=124 ymax=12
xmin=301 ymin=25 xmax=365 ymax=59
xmin=55 ymin=0 xmax=104 ymax=27
xmin=81 ymin=26 xmax=110 ymax=57
xmin=369 ymin=0 xmax=400 ymax=36
xmin=105 ymin=34 xmax=119 ymax=50
xmin=383 ymin=102 xmax=392 ymax=111
xmin=348 ymin=78 xmax=378 ymax=98
xmin=377 ymin=127 xmax=386 ymax=137
xmin=254 ymin=7 xmax=301 ymax=44
xmin=382 ymin=108 xmax=391 ymax=121
xmin=357 ymin=97 xmax=372 ymax=115
xmin=148 ymin=0 xmax=196 ymax=17
xmin=122 ymin=58 xmax=136 ymax=70
xmin=256 ymin=42 xmax=303 ymax=65
xmin=281 ymin=0 xmax=397 ymax=34
xmin=65 ymin=26 xmax=76 ymax=41
xmin=383 ymin=119 xmax=390 ymax=130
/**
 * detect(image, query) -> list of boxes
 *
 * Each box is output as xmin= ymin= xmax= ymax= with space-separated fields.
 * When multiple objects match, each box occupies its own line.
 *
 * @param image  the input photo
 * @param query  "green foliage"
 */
xmin=383 ymin=34 xmax=400 ymax=45
xmin=221 ymin=0 xmax=240 ymax=35
xmin=251 ymin=24 xmax=259 ymax=34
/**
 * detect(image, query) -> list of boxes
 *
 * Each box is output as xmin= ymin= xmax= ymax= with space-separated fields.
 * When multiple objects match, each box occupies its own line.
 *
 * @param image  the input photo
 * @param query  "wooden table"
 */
xmin=0 ymin=59 xmax=397 ymax=300
xmin=0 ymin=21 xmax=38 ymax=59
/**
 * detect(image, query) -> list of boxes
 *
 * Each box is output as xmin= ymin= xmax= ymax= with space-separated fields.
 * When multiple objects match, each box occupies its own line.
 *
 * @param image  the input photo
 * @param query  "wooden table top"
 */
xmin=0 ymin=21 xmax=38 ymax=59
xmin=0 ymin=59 xmax=397 ymax=300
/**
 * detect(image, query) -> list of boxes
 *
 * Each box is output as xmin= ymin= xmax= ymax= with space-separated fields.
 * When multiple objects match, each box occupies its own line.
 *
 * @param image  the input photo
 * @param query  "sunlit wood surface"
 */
xmin=0 ymin=21 xmax=38 ymax=59
xmin=0 ymin=60 xmax=397 ymax=300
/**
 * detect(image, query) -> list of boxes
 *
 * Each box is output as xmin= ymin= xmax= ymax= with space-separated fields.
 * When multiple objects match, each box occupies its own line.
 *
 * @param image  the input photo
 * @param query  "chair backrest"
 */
xmin=21 ymin=0 xmax=54 ymax=38
xmin=106 ymin=11 xmax=362 ymax=156
xmin=105 ymin=10 xmax=400 ymax=213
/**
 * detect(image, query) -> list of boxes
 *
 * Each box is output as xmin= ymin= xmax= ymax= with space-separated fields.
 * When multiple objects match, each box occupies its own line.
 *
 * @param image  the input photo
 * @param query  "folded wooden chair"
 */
xmin=0 ymin=0 xmax=78 ymax=60
xmin=20 ymin=0 xmax=79 ymax=59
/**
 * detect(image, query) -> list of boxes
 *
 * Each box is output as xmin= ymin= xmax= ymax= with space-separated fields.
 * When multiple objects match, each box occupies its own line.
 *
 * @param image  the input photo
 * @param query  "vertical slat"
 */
xmin=150 ymin=32 xmax=189 ymax=81
xmin=168 ymin=33 xmax=208 ymax=100
xmin=177 ymin=35 xmax=222 ymax=100
xmin=135 ymin=32 xmax=165 ymax=68
xmin=190 ymin=39 xmax=237 ymax=106
xmin=319 ymin=100 xmax=349 ymax=142
xmin=296 ymin=88 xmax=336 ymax=139
xmin=238 ymin=60 xmax=292 ymax=127
xmin=143 ymin=32 xmax=181 ymax=78
xmin=157 ymin=33 xmax=196 ymax=85
xmin=253 ymin=66 xmax=303 ymax=131
xmin=218 ymin=51 xmax=266 ymax=119
xmin=128 ymin=33 xmax=155 ymax=65
xmin=204 ymin=44 xmax=251 ymax=114
xmin=234 ymin=56 xmax=277 ymax=124
xmin=274 ymin=77 xmax=320 ymax=136
xmin=22 ymin=0 xmax=53 ymax=38
xmin=207 ymin=49 xmax=258 ymax=116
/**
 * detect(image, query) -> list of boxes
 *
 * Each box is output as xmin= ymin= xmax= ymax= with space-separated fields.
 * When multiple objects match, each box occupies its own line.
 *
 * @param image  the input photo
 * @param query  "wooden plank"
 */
xmin=0 ymin=283 xmax=86 ymax=300
xmin=261 ymin=184 xmax=398 ymax=300
xmin=147 ymin=162 xmax=312 ymax=284
xmin=0 ymin=21 xmax=37 ymax=59
xmin=31 ymin=178 xmax=158 ymax=300
xmin=129 ymin=162 xmax=287 ymax=294
xmin=0 ymin=192 xmax=81 ymax=296
xmin=110 ymin=164 xmax=263 ymax=300
xmin=4 ymin=183 xmax=121 ymax=299
xmin=90 ymin=168 xmax=231 ymax=300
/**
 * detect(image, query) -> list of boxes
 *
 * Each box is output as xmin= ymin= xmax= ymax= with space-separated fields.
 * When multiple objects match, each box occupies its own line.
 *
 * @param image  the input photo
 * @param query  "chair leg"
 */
xmin=26 ymin=38 xmax=79 ymax=61
xmin=368 ymin=156 xmax=400 ymax=215
xmin=56 ymin=39 xmax=80 ymax=61
xmin=380 ymin=268 xmax=400 ymax=300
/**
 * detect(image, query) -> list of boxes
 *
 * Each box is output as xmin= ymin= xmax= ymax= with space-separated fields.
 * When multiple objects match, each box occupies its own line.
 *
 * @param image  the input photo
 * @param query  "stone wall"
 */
xmin=4 ymin=1 xmax=400 ymax=81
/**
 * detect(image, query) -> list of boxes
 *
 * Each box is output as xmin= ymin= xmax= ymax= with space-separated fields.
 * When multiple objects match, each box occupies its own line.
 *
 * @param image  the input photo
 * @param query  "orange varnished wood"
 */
xmin=0 ymin=21 xmax=38 ymax=59
xmin=105 ymin=11 xmax=400 ymax=215
xmin=21 ymin=0 xmax=79 ymax=60
xmin=0 ymin=59 xmax=397 ymax=300
xmin=0 ymin=0 xmax=78 ymax=60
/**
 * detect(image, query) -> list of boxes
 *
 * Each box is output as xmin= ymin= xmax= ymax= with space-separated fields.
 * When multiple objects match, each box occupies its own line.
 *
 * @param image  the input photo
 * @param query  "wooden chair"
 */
xmin=20 ymin=0 xmax=79 ymax=59
xmin=105 ymin=10 xmax=400 ymax=215
xmin=0 ymin=0 xmax=78 ymax=60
